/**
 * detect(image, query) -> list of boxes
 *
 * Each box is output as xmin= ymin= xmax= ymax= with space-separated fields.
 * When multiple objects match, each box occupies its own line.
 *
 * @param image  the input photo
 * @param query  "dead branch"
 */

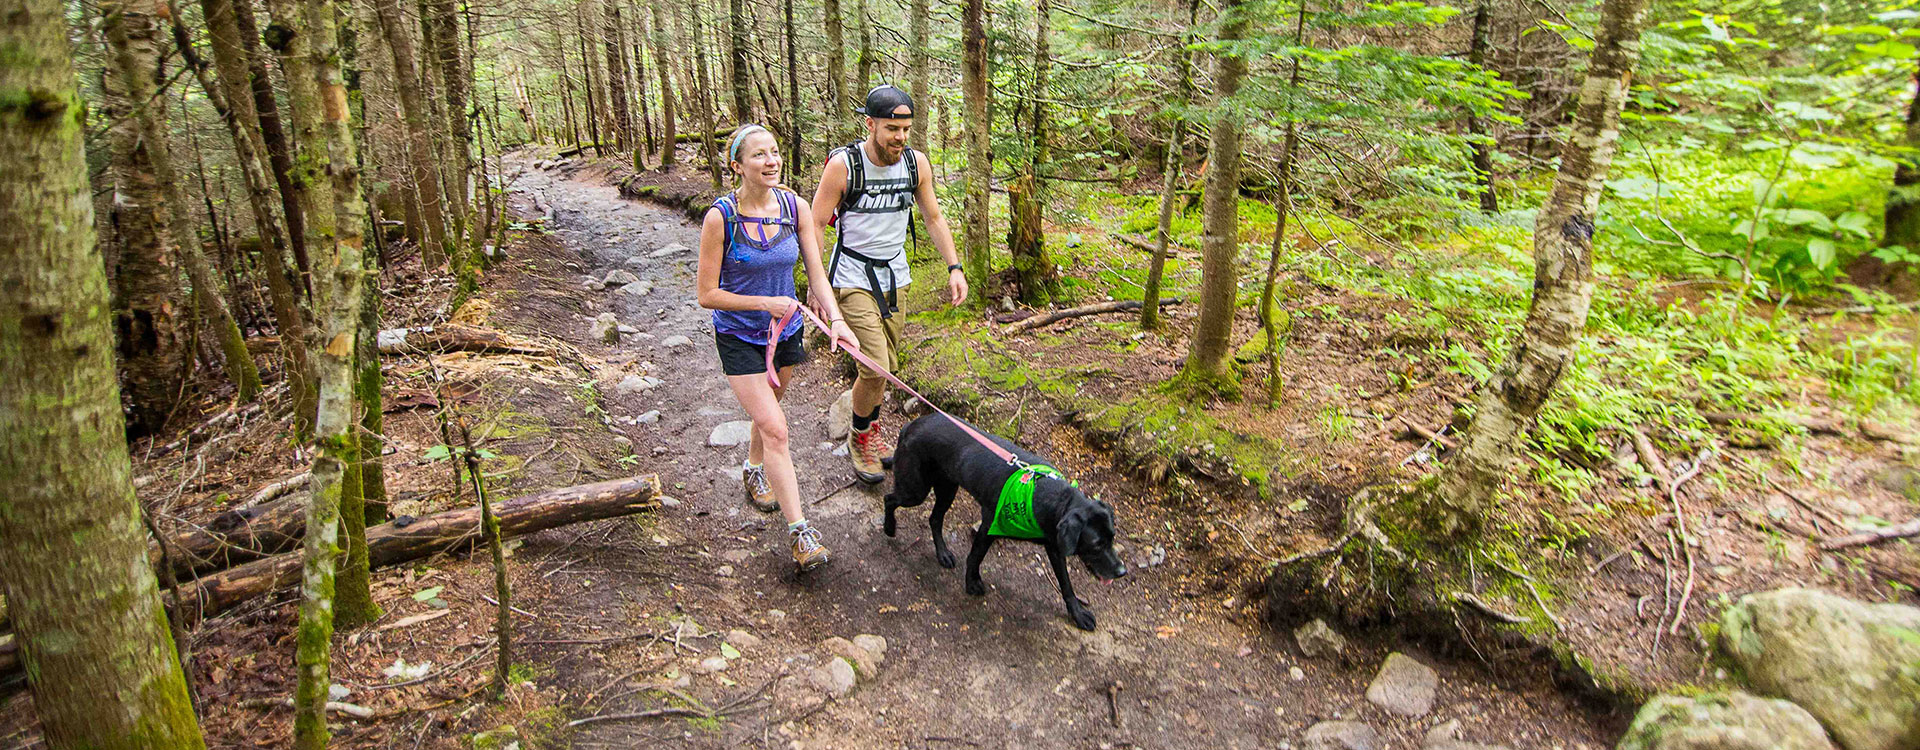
xmin=1003 ymin=298 xmax=1184 ymax=334
xmin=376 ymin=324 xmax=553 ymax=356
xmin=1821 ymin=518 xmax=1920 ymax=550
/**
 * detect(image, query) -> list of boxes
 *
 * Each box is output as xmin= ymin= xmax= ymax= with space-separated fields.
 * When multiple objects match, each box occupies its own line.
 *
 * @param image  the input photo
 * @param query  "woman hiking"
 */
xmin=697 ymin=124 xmax=859 ymax=571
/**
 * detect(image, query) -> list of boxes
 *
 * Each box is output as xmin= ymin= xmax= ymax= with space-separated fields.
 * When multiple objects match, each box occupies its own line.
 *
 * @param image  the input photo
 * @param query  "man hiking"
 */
xmin=811 ymin=85 xmax=968 ymax=484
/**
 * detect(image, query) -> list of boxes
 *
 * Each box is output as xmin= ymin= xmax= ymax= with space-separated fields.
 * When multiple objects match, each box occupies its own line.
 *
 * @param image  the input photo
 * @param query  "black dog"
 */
xmin=883 ymin=414 xmax=1127 ymax=630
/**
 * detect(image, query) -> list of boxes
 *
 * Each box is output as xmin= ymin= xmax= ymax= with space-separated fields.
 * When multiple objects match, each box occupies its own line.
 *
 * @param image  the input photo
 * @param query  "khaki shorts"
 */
xmin=835 ymin=287 xmax=900 ymax=381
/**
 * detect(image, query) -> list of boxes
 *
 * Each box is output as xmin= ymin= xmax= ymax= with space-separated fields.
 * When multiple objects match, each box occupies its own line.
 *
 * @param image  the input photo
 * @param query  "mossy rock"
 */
xmin=1718 ymin=588 xmax=1920 ymax=750
xmin=1616 ymin=691 xmax=1836 ymax=750
xmin=470 ymin=727 xmax=519 ymax=750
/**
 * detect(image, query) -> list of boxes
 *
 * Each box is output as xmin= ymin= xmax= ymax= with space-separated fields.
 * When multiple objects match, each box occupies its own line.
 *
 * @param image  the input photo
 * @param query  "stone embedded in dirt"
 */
xmin=611 ymin=436 xmax=632 ymax=449
xmin=716 ymin=565 xmax=734 ymax=577
xmin=589 ymin=313 xmax=620 ymax=343
xmin=649 ymin=242 xmax=689 ymax=258
xmin=695 ymin=656 xmax=730 ymax=674
xmin=827 ymin=390 xmax=854 ymax=440
xmin=809 ymin=657 xmax=857 ymax=699
xmin=662 ymin=334 xmax=691 ymax=348
xmin=1615 ymin=691 xmax=1836 ymax=750
xmin=616 ymin=324 xmax=638 ymax=334
xmin=1422 ymin=719 xmax=1515 ymax=750
xmin=658 ymin=496 xmax=682 ymax=508
xmin=709 ymin=420 xmax=754 ymax=447
xmin=616 ymin=280 xmax=653 ymax=298
xmin=582 ymin=276 xmax=606 ymax=291
xmin=1365 ymin=652 xmax=1438 ymax=718
xmin=615 ymin=375 xmax=662 ymax=395
xmin=1720 ymin=587 xmax=1920 ymax=750
xmin=651 ymin=222 xmax=668 ymax=231
xmin=1289 ymin=666 xmax=1306 ymax=681
xmin=636 ymin=410 xmax=661 ymax=424
xmin=1294 ymin=619 xmax=1348 ymax=661
xmin=1302 ymin=720 xmax=1380 ymax=750
xmin=822 ymin=636 xmax=879 ymax=677
xmin=1875 ymin=464 xmax=1920 ymax=500
xmin=726 ymin=629 xmax=764 ymax=651
xmin=721 ymin=549 xmax=751 ymax=564
xmin=852 ymin=634 xmax=888 ymax=663
xmin=767 ymin=609 xmax=787 ymax=621
xmin=831 ymin=443 xmax=849 ymax=457
xmin=603 ymin=269 xmax=639 ymax=286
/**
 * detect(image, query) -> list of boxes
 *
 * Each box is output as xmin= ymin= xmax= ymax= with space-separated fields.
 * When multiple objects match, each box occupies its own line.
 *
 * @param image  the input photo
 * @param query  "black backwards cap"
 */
xmin=855 ymin=85 xmax=915 ymax=119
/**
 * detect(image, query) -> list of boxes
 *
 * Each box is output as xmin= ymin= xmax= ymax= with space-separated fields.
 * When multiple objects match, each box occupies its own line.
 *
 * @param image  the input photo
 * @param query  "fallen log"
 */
xmin=168 ymin=474 xmax=660 ymax=625
xmin=1700 ymin=411 xmax=1847 ymax=436
xmin=1004 ymin=298 xmax=1183 ymax=334
xmin=673 ymin=126 xmax=736 ymax=143
xmin=555 ymin=142 xmax=606 ymax=157
xmin=1113 ymin=233 xmax=1199 ymax=260
xmin=1821 ymin=518 xmax=1920 ymax=550
xmin=376 ymin=324 xmax=551 ymax=356
xmin=153 ymin=494 xmax=310 ymax=580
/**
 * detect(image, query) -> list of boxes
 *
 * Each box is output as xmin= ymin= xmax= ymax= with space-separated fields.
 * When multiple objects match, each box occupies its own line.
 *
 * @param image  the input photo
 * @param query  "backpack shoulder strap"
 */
xmin=711 ymin=192 xmax=738 ymax=251
xmin=839 ymin=140 xmax=866 ymax=214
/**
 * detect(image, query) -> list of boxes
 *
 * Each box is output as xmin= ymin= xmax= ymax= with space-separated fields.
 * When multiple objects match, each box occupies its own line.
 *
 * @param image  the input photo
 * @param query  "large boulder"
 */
xmin=1616 ymin=691 xmax=1836 ymax=750
xmin=1719 ymin=588 xmax=1920 ymax=750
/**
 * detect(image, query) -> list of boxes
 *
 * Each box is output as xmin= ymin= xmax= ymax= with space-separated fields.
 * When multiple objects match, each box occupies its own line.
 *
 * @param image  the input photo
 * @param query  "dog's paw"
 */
xmin=1071 ymin=607 xmax=1098 ymax=631
xmin=965 ymin=577 xmax=986 ymax=596
xmin=937 ymin=548 xmax=956 ymax=569
xmin=882 ymin=514 xmax=897 ymax=537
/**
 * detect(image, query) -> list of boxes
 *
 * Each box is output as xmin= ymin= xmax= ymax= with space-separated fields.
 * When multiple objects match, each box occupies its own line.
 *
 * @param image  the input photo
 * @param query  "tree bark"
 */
xmin=230 ymin=0 xmax=311 ymax=291
xmin=424 ymin=0 xmax=474 ymax=231
xmin=193 ymin=0 xmax=316 ymax=426
xmin=0 ymin=0 xmax=207 ymax=742
xmin=909 ymin=0 xmax=930 ymax=153
xmin=856 ymin=0 xmax=872 ymax=95
xmin=372 ymin=0 xmax=452 ymax=270
xmin=728 ymin=0 xmax=751 ymax=123
xmin=961 ymin=0 xmax=992 ymax=296
xmin=104 ymin=0 xmax=263 ymax=404
xmin=1141 ymin=0 xmax=1200 ymax=330
xmin=650 ymin=1 xmax=679 ymax=169
xmin=784 ymin=0 xmax=803 ymax=180
xmin=631 ymin=1 xmax=656 ymax=162
xmin=688 ymin=2 xmax=724 ymax=189
xmin=825 ymin=0 xmax=847 ymax=141
xmin=1436 ymin=0 xmax=1648 ymax=531
xmin=576 ymin=1 xmax=606 ymax=158
xmin=1851 ymin=66 xmax=1920 ymax=294
xmin=604 ymin=0 xmax=635 ymax=151
xmin=1007 ymin=0 xmax=1059 ymax=305
xmin=1463 ymin=0 xmax=1499 ymax=213
xmin=1179 ymin=0 xmax=1252 ymax=390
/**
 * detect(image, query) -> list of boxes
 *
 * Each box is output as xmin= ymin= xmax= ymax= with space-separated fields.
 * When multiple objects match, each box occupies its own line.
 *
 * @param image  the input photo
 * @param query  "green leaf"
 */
xmin=1836 ymin=212 xmax=1875 ymax=239
xmin=1856 ymin=40 xmax=1918 ymax=58
xmin=1731 ymin=218 xmax=1771 ymax=242
xmin=721 ymin=642 xmax=742 ymax=660
xmin=1700 ymin=15 xmax=1730 ymax=43
xmin=1774 ymin=208 xmax=1834 ymax=232
xmin=1808 ymin=238 xmax=1837 ymax=269
xmin=424 ymin=445 xmax=452 ymax=461
xmin=413 ymin=586 xmax=444 ymax=602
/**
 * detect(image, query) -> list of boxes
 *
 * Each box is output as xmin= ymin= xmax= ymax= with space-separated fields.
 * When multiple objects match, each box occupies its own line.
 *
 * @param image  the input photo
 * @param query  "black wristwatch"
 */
xmin=948 ymin=263 xmax=964 ymax=273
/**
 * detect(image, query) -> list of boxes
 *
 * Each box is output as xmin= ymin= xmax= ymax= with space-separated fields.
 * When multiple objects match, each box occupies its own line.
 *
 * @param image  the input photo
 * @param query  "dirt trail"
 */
xmin=494 ymin=153 xmax=1617 ymax=749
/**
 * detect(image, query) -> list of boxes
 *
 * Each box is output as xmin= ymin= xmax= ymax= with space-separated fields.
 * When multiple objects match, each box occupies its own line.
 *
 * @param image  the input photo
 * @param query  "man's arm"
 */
xmin=914 ymin=150 xmax=969 ymax=306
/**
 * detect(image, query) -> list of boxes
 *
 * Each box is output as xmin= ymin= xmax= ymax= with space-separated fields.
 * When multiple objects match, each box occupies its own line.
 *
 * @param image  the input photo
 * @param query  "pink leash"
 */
xmin=767 ymin=304 xmax=1024 ymax=466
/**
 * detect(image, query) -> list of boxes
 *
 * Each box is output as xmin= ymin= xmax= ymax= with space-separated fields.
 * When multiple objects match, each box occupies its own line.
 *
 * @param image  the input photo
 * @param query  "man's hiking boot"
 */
xmin=791 ymin=525 xmax=831 ymax=571
xmin=848 ymin=423 xmax=887 ymax=485
xmin=743 ymin=463 xmax=778 ymax=513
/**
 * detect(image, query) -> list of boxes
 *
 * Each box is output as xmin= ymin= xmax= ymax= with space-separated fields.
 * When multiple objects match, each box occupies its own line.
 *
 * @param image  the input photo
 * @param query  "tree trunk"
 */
xmin=424 ymin=0 xmax=474 ymax=232
xmin=372 ymin=0 xmax=452 ymax=270
xmin=909 ymin=0 xmax=930 ymax=153
xmin=104 ymin=0 xmax=263 ymax=404
xmin=1435 ymin=0 xmax=1648 ymax=531
xmin=1851 ymin=66 xmax=1920 ymax=295
xmin=856 ymin=0 xmax=872 ymax=95
xmin=825 ymin=0 xmax=847 ymax=141
xmin=231 ymin=0 xmax=311 ymax=292
xmin=961 ymin=0 xmax=992 ymax=296
xmin=688 ymin=3 xmax=724 ymax=189
xmin=650 ymin=2 xmax=679 ymax=169
xmin=576 ymin=4 xmax=605 ymax=158
xmin=1463 ymin=0 xmax=1498 ymax=213
xmin=103 ymin=55 xmax=191 ymax=438
xmin=1007 ymin=0 xmax=1058 ymax=306
xmin=265 ymin=0 xmax=369 ymax=739
xmin=0 ymin=0 xmax=207 ymax=742
xmin=559 ymin=39 xmax=583 ymax=147
xmin=195 ymin=0 xmax=316 ymax=425
xmin=631 ymin=1 xmax=656 ymax=162
xmin=728 ymin=0 xmax=751 ymax=123
xmin=1179 ymin=0 xmax=1252 ymax=391
xmin=784 ymin=0 xmax=803 ymax=180
xmin=604 ymin=0 xmax=635 ymax=151
xmin=1141 ymin=0 xmax=1200 ymax=330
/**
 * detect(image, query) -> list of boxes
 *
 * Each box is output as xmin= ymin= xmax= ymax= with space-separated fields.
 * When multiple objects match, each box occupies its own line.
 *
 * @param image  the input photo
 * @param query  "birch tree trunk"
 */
xmin=1141 ymin=0 xmax=1199 ymax=330
xmin=961 ymin=0 xmax=992 ymax=295
xmin=1435 ymin=0 xmax=1648 ymax=530
xmin=0 ymin=0 xmax=207 ymax=744
xmin=1179 ymin=0 xmax=1252 ymax=390
xmin=103 ymin=0 xmax=263 ymax=403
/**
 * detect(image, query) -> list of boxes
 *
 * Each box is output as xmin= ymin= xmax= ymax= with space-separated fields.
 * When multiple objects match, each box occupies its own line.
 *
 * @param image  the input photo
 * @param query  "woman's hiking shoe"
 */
xmin=791 ymin=525 xmax=831 ymax=571
xmin=848 ymin=423 xmax=887 ymax=485
xmin=743 ymin=463 xmax=778 ymax=513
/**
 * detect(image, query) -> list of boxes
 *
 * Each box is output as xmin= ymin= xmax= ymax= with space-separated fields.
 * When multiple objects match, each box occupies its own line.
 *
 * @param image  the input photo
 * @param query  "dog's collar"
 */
xmin=988 ymin=465 xmax=1071 ymax=539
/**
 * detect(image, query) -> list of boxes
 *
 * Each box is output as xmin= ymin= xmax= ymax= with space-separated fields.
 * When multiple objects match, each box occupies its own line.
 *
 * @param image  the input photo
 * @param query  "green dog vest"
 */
xmin=988 ymin=465 xmax=1068 ymax=539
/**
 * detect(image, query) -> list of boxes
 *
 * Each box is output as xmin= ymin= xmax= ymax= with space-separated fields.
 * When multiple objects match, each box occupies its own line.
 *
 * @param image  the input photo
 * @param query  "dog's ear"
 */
xmin=1056 ymin=505 xmax=1086 ymax=553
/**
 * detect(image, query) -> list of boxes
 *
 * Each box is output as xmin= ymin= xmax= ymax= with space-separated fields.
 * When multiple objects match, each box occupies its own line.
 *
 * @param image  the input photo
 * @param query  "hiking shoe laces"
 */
xmin=849 ymin=424 xmax=886 ymax=485
xmin=743 ymin=464 xmax=778 ymax=513
xmin=791 ymin=525 xmax=831 ymax=570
